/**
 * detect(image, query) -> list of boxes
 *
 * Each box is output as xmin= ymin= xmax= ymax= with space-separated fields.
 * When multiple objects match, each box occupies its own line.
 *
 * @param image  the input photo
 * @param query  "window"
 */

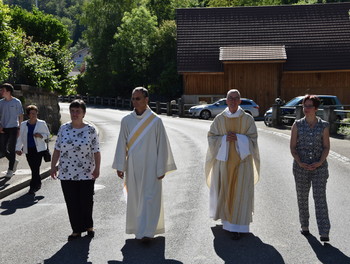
xmin=320 ymin=97 xmax=335 ymax=105
xmin=240 ymin=100 xmax=252 ymax=105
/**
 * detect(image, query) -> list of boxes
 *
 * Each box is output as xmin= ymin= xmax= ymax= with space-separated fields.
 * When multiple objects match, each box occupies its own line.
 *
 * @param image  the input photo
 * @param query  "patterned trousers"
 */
xmin=293 ymin=162 xmax=331 ymax=236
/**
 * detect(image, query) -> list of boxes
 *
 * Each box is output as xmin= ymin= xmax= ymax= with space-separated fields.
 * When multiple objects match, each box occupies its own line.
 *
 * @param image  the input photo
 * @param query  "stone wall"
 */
xmin=13 ymin=84 xmax=61 ymax=134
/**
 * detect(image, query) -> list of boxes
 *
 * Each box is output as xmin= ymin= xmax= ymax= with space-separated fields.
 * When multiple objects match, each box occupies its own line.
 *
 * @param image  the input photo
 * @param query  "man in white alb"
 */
xmin=113 ymin=87 xmax=176 ymax=243
xmin=205 ymin=89 xmax=260 ymax=240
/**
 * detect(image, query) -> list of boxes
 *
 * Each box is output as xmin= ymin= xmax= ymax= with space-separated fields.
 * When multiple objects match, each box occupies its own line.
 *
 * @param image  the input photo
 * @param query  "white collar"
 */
xmin=223 ymin=106 xmax=242 ymax=118
xmin=132 ymin=106 xmax=151 ymax=119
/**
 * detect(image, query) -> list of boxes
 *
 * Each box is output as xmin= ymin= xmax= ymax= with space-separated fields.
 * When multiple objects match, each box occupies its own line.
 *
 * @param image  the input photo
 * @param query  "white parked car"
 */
xmin=189 ymin=98 xmax=259 ymax=120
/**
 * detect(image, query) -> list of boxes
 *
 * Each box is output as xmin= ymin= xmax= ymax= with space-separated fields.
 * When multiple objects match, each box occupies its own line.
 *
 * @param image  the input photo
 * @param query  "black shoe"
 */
xmin=68 ymin=233 xmax=81 ymax=241
xmin=301 ymin=230 xmax=310 ymax=236
xmin=27 ymin=189 xmax=35 ymax=195
xmin=140 ymin=237 xmax=152 ymax=244
xmin=34 ymin=185 xmax=41 ymax=192
xmin=87 ymin=230 xmax=95 ymax=238
xmin=231 ymin=232 xmax=241 ymax=240
xmin=320 ymin=236 xmax=329 ymax=242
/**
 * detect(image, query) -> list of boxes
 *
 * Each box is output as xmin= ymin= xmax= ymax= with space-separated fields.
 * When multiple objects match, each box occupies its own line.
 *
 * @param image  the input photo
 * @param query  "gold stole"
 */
xmin=226 ymin=115 xmax=244 ymax=219
xmin=127 ymin=112 xmax=156 ymax=152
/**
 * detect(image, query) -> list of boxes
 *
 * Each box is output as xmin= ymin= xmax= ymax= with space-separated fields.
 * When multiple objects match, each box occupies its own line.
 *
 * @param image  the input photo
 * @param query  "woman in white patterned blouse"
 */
xmin=50 ymin=99 xmax=101 ymax=241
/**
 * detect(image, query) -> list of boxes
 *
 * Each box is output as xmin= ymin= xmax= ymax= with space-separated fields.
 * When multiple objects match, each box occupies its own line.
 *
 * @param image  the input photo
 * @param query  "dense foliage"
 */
xmin=4 ymin=0 xmax=87 ymax=46
xmin=9 ymin=6 xmax=71 ymax=48
xmin=0 ymin=4 xmax=74 ymax=93
xmin=0 ymin=3 xmax=19 ymax=81
xmin=80 ymin=0 xmax=186 ymax=98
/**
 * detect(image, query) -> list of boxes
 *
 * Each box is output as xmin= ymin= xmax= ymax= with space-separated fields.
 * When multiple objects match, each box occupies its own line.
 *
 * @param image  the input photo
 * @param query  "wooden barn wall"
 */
xmin=182 ymin=67 xmax=350 ymax=116
xmin=281 ymin=72 xmax=350 ymax=105
xmin=224 ymin=63 xmax=281 ymax=114
xmin=183 ymin=73 xmax=225 ymax=95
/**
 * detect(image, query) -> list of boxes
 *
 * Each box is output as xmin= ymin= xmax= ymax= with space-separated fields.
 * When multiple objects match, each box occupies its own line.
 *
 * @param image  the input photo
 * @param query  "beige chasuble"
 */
xmin=205 ymin=108 xmax=260 ymax=228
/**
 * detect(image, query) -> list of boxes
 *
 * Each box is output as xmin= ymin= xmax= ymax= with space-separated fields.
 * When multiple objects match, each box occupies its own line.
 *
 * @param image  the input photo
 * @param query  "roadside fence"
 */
xmin=58 ymin=95 xmax=196 ymax=118
xmin=270 ymin=104 xmax=350 ymax=134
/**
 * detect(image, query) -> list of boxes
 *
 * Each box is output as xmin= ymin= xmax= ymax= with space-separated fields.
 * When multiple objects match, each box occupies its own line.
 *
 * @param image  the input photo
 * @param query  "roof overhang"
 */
xmin=219 ymin=45 xmax=287 ymax=63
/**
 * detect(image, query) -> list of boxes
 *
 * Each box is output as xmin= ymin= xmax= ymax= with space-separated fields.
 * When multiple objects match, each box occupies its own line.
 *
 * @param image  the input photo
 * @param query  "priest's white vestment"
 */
xmin=113 ymin=107 xmax=176 ymax=239
xmin=205 ymin=107 xmax=260 ymax=232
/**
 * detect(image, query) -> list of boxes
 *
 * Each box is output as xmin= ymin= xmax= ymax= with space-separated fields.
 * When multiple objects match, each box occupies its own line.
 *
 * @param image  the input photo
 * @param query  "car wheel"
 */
xmin=200 ymin=110 xmax=211 ymax=120
xmin=264 ymin=114 xmax=273 ymax=127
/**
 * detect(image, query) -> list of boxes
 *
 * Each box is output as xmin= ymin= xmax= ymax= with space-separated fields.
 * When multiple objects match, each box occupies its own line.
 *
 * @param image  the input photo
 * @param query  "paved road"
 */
xmin=0 ymin=103 xmax=349 ymax=264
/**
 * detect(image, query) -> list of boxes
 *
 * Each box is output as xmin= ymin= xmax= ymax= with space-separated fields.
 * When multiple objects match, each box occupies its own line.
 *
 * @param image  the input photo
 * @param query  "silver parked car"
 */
xmin=189 ymin=98 xmax=259 ymax=120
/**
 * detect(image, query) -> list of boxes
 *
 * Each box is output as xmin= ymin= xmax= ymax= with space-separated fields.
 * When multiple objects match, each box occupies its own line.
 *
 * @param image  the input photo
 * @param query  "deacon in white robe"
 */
xmin=205 ymin=89 xmax=260 ymax=240
xmin=112 ymin=87 xmax=176 ymax=241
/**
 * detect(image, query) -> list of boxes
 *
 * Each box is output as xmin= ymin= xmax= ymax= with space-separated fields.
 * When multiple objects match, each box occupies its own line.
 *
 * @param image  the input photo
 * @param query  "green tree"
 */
xmin=9 ymin=36 xmax=75 ymax=93
xmin=148 ymin=20 xmax=182 ymax=98
xmin=10 ymin=6 xmax=71 ymax=48
xmin=5 ymin=0 xmax=87 ymax=46
xmin=0 ymin=3 xmax=18 ymax=81
xmin=7 ymin=6 xmax=74 ymax=93
xmin=146 ymin=0 xmax=174 ymax=23
xmin=113 ymin=6 xmax=158 ymax=88
xmin=4 ymin=0 xmax=34 ymax=10
xmin=80 ymin=0 xmax=136 ymax=96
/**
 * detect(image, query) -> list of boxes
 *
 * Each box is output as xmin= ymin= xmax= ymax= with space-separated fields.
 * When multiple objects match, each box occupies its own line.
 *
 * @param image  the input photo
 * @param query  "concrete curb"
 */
xmin=0 ymin=170 xmax=51 ymax=199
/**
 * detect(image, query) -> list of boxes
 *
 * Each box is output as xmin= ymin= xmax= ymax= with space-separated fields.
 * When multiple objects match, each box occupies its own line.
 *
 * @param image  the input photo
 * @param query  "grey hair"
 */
xmin=132 ymin=87 xmax=149 ymax=98
xmin=226 ymin=89 xmax=241 ymax=98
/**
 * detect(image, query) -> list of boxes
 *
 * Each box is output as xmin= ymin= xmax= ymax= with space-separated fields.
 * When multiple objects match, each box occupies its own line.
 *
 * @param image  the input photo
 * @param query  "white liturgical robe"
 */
xmin=112 ymin=107 xmax=176 ymax=239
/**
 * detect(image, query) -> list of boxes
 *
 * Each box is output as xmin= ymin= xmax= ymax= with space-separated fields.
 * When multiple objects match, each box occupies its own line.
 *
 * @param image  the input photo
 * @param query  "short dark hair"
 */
xmin=69 ymin=99 xmax=86 ymax=113
xmin=132 ymin=87 xmax=149 ymax=98
xmin=0 ymin=83 xmax=14 ymax=95
xmin=303 ymin=94 xmax=321 ymax=108
xmin=26 ymin=105 xmax=38 ymax=115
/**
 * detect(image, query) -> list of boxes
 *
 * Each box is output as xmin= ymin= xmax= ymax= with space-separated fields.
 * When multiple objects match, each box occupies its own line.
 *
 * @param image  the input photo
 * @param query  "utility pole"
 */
xmin=35 ymin=0 xmax=38 ymax=8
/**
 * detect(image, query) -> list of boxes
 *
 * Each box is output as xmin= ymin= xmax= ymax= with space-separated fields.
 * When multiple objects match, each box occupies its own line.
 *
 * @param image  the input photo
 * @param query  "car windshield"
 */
xmin=285 ymin=97 xmax=303 ymax=106
xmin=214 ymin=99 xmax=227 ymax=106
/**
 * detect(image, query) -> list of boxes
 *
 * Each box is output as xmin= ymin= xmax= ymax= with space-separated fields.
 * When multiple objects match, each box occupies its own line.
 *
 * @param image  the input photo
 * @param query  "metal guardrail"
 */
xmin=58 ymin=95 xmax=196 ymax=117
xmin=271 ymin=104 xmax=350 ymax=134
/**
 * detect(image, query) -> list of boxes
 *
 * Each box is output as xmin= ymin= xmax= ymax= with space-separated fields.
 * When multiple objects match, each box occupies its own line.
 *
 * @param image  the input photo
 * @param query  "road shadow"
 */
xmin=108 ymin=236 xmax=183 ymax=264
xmin=0 ymin=176 xmax=10 ymax=190
xmin=44 ymin=237 xmax=92 ymax=264
xmin=305 ymin=234 xmax=350 ymax=264
xmin=212 ymin=225 xmax=285 ymax=264
xmin=0 ymin=193 xmax=44 ymax=215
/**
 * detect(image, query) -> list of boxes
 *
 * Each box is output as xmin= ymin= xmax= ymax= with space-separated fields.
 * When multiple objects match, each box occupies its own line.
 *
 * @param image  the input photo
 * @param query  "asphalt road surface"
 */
xmin=1 ymin=103 xmax=349 ymax=264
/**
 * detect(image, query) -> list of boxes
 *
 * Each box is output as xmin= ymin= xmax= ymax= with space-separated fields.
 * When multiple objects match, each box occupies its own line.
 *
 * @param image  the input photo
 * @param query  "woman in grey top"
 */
xmin=290 ymin=94 xmax=331 ymax=242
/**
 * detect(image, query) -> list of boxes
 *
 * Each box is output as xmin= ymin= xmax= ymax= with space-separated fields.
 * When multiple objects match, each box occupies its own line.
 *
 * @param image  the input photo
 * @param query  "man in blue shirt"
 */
xmin=0 ymin=83 xmax=23 ymax=178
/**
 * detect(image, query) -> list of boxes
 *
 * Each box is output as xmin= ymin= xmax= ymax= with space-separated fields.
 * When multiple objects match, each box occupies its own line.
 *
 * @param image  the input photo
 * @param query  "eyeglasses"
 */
xmin=303 ymin=105 xmax=315 ymax=109
xmin=131 ymin=97 xmax=143 ymax=101
xmin=227 ymin=96 xmax=240 ymax=101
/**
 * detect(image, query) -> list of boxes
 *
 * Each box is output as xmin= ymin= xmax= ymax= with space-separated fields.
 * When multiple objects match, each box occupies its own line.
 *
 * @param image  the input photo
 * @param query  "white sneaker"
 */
xmin=5 ymin=170 xmax=14 ymax=178
xmin=13 ymin=160 xmax=19 ymax=173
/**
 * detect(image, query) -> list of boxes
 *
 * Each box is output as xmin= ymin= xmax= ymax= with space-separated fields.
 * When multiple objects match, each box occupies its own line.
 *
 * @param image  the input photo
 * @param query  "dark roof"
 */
xmin=219 ymin=45 xmax=286 ymax=61
xmin=176 ymin=3 xmax=350 ymax=72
